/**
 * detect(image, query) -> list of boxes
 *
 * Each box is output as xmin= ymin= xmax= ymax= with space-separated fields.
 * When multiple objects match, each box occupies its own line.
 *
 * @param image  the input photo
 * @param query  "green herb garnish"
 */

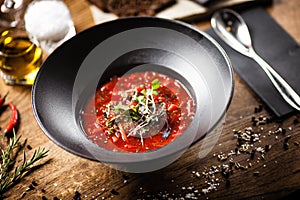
xmin=104 ymin=78 xmax=170 ymax=143
xmin=114 ymin=103 xmax=130 ymax=113
xmin=151 ymin=78 xmax=160 ymax=90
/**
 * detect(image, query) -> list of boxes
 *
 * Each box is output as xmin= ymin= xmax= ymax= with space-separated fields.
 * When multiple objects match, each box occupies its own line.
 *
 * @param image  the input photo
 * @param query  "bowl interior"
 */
xmin=74 ymin=48 xmax=198 ymax=123
xmin=32 ymin=17 xmax=233 ymax=164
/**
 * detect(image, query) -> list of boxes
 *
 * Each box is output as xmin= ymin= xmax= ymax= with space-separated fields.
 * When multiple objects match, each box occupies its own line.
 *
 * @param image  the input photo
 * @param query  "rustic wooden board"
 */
xmin=0 ymin=0 xmax=299 ymax=199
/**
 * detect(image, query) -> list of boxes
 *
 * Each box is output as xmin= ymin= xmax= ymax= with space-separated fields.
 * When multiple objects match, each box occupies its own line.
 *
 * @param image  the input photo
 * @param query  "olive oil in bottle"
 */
xmin=0 ymin=29 xmax=43 ymax=85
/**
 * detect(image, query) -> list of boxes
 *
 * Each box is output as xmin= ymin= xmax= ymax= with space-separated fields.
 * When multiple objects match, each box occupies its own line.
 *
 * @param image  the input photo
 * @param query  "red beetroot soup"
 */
xmin=80 ymin=71 xmax=195 ymax=152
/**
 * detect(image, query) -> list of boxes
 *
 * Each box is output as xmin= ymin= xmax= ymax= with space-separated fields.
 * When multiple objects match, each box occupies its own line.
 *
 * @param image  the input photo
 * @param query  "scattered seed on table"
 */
xmin=253 ymin=171 xmax=260 ymax=176
xmin=25 ymin=184 xmax=35 ymax=191
xmin=20 ymin=192 xmax=26 ymax=199
xmin=73 ymin=190 xmax=81 ymax=200
xmin=265 ymin=144 xmax=272 ymax=152
xmin=42 ymin=196 xmax=48 ymax=200
xmin=284 ymin=143 xmax=289 ymax=150
xmin=31 ymin=181 xmax=38 ymax=187
xmin=284 ymin=135 xmax=292 ymax=143
xmin=111 ymin=189 xmax=119 ymax=195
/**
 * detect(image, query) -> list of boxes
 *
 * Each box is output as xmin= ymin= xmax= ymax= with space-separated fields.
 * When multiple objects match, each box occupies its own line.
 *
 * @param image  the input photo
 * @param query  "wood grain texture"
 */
xmin=0 ymin=0 xmax=299 ymax=199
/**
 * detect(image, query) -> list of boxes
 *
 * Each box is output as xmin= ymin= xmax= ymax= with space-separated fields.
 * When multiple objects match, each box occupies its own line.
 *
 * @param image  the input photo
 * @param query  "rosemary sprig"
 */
xmin=0 ymin=132 xmax=49 ymax=193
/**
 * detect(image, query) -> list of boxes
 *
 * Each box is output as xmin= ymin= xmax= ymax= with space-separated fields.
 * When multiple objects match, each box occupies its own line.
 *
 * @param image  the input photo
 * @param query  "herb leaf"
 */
xmin=141 ymin=89 xmax=146 ymax=96
xmin=151 ymin=78 xmax=160 ymax=90
xmin=114 ymin=104 xmax=129 ymax=113
xmin=137 ymin=96 xmax=145 ymax=104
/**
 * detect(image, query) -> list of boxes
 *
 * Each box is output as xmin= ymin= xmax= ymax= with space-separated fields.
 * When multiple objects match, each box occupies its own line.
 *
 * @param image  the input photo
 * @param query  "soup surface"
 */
xmin=81 ymin=71 xmax=195 ymax=152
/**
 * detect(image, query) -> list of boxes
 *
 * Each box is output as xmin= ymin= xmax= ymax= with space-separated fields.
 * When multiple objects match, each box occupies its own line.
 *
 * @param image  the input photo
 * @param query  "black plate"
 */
xmin=32 ymin=17 xmax=234 ymax=163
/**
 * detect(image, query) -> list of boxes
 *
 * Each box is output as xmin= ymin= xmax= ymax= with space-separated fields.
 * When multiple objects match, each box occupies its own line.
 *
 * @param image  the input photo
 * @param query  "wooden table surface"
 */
xmin=0 ymin=0 xmax=299 ymax=199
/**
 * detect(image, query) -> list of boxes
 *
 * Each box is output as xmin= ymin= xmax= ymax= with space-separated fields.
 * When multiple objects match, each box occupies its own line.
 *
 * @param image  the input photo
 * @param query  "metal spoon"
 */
xmin=211 ymin=9 xmax=300 ymax=111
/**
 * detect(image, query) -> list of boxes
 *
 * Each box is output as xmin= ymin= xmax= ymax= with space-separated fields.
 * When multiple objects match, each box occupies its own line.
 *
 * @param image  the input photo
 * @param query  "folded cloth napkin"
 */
xmin=193 ymin=0 xmax=212 ymax=4
xmin=88 ymin=0 xmax=271 ymax=24
xmin=206 ymin=7 xmax=300 ymax=117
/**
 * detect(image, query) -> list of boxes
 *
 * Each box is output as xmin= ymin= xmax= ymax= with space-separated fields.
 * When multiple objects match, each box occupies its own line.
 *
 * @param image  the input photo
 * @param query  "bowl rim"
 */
xmin=32 ymin=16 xmax=234 ymax=163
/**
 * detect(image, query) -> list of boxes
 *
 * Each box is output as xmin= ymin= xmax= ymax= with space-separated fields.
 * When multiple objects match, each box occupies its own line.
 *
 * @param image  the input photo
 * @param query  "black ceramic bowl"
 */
xmin=32 ymin=17 xmax=234 ymax=173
